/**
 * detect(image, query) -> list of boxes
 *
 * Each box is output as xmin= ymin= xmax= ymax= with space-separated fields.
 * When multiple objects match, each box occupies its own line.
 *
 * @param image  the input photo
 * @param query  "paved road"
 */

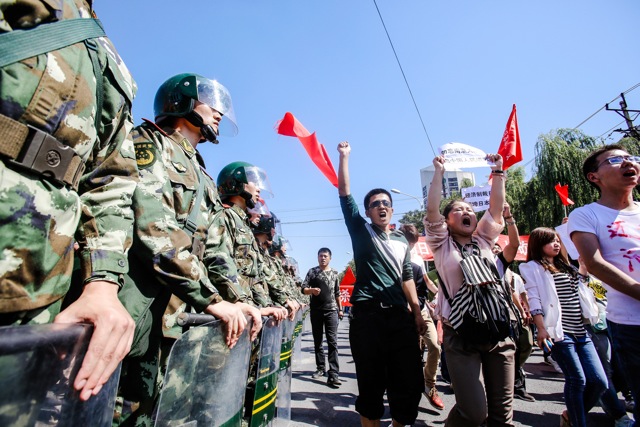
xmin=287 ymin=316 xmax=621 ymax=426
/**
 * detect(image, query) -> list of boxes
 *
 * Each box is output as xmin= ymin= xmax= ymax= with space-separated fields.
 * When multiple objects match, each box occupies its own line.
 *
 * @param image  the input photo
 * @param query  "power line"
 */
xmin=573 ymin=82 xmax=640 ymax=130
xmin=372 ymin=0 xmax=436 ymax=157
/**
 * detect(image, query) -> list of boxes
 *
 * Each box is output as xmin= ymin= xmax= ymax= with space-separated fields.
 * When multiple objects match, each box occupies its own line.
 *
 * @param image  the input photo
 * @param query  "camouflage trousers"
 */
xmin=114 ymin=335 xmax=164 ymax=427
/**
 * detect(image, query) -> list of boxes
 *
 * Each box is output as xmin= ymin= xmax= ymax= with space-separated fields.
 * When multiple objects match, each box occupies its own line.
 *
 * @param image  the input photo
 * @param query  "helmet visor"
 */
xmin=248 ymin=198 xmax=271 ymax=217
xmin=197 ymin=78 xmax=238 ymax=136
xmin=244 ymin=166 xmax=274 ymax=199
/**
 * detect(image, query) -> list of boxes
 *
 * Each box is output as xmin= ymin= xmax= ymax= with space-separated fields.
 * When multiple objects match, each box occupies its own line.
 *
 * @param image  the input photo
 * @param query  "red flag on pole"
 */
xmin=276 ymin=112 xmax=338 ymax=188
xmin=497 ymin=104 xmax=523 ymax=170
xmin=554 ymin=183 xmax=574 ymax=206
xmin=340 ymin=266 xmax=356 ymax=286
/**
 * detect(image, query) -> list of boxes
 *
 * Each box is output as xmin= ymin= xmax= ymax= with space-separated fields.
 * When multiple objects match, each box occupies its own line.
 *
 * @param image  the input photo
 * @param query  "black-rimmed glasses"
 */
xmin=368 ymin=200 xmax=392 ymax=209
xmin=595 ymin=155 xmax=640 ymax=170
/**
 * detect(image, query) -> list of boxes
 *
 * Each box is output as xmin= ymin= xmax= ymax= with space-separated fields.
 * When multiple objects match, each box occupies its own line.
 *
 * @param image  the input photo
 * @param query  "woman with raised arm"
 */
xmin=423 ymin=154 xmax=517 ymax=427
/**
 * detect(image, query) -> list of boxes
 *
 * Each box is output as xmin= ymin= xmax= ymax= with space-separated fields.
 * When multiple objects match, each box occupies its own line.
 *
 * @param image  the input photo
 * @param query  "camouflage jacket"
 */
xmin=0 ymin=1 xmax=138 ymax=313
xmin=204 ymin=204 xmax=262 ymax=305
xmin=259 ymin=247 xmax=290 ymax=306
xmin=119 ymin=121 xmax=224 ymax=351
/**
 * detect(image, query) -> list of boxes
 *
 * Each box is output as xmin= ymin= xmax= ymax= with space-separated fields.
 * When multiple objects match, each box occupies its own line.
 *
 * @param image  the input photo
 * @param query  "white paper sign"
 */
xmin=462 ymin=185 xmax=492 ymax=212
xmin=439 ymin=142 xmax=490 ymax=169
xmin=555 ymin=222 xmax=579 ymax=260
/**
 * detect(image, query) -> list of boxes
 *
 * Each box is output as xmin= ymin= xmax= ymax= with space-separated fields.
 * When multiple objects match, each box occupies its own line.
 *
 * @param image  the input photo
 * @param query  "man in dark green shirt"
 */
xmin=337 ymin=141 xmax=426 ymax=427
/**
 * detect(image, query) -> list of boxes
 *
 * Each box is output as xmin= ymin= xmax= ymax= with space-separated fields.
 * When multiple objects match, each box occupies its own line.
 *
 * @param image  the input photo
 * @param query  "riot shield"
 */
xmin=274 ymin=317 xmax=296 ymax=424
xmin=247 ymin=317 xmax=283 ymax=427
xmin=155 ymin=316 xmax=252 ymax=427
xmin=0 ymin=323 xmax=120 ymax=427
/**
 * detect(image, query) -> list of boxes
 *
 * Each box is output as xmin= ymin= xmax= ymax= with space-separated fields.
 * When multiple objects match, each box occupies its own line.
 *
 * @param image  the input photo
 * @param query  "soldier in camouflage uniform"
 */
xmin=250 ymin=209 xmax=300 ymax=319
xmin=0 ymin=1 xmax=138 ymax=401
xmin=114 ymin=74 xmax=261 ymax=427
xmin=205 ymin=161 xmax=286 ymax=321
xmin=270 ymin=235 xmax=303 ymax=306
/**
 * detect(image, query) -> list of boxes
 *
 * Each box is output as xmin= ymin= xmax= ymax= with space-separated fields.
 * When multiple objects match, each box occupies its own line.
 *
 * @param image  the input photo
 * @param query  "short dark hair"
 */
xmin=364 ymin=188 xmax=392 ymax=210
xmin=318 ymin=247 xmax=332 ymax=257
xmin=399 ymin=224 xmax=419 ymax=244
xmin=582 ymin=144 xmax=626 ymax=193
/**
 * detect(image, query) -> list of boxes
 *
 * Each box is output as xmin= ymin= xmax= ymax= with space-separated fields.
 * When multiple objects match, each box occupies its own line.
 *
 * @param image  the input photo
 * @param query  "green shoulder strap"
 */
xmin=184 ymin=166 xmax=207 ymax=236
xmin=0 ymin=18 xmax=106 ymax=68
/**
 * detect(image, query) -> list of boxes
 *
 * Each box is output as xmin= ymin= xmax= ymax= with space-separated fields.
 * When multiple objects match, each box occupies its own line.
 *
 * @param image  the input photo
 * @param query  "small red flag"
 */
xmin=276 ymin=112 xmax=338 ymax=188
xmin=554 ymin=183 xmax=574 ymax=206
xmin=497 ymin=104 xmax=523 ymax=170
xmin=340 ymin=266 xmax=356 ymax=287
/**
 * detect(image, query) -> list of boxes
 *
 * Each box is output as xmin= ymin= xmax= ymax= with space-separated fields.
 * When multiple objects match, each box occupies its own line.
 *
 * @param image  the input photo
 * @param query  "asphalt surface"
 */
xmin=286 ymin=316 xmax=624 ymax=427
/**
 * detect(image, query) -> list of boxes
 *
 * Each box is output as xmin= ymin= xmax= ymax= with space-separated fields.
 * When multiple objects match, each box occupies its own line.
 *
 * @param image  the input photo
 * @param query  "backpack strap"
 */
xmin=0 ymin=18 xmax=106 ymax=68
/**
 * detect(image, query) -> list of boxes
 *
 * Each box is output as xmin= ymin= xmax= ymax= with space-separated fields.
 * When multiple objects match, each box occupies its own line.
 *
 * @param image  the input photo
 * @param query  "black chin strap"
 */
xmin=184 ymin=111 xmax=218 ymax=144
xmin=243 ymin=190 xmax=256 ymax=209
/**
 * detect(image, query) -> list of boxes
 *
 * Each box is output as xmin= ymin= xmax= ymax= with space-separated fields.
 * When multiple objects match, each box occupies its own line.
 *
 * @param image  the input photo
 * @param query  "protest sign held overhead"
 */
xmin=461 ymin=185 xmax=492 ymax=212
xmin=438 ymin=142 xmax=491 ymax=169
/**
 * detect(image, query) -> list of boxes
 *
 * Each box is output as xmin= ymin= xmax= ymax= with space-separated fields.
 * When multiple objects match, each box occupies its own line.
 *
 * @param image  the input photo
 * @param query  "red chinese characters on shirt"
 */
xmin=607 ymin=220 xmax=640 ymax=272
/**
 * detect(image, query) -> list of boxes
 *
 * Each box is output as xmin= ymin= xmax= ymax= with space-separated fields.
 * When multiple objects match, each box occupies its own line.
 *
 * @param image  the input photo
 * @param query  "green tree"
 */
xmin=398 ymin=209 xmax=425 ymax=234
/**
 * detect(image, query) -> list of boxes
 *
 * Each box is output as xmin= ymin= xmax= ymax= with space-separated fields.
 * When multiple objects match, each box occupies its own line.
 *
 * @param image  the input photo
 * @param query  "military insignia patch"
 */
xmin=179 ymin=139 xmax=195 ymax=155
xmin=135 ymin=142 xmax=157 ymax=168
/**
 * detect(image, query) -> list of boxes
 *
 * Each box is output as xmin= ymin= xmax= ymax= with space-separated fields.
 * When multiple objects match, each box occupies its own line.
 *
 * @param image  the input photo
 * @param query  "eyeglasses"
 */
xmin=368 ymin=200 xmax=392 ymax=209
xmin=595 ymin=155 xmax=640 ymax=170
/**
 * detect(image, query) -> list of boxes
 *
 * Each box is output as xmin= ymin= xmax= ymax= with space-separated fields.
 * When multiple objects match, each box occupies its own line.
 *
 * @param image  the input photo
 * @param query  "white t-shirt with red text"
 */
xmin=568 ymin=202 xmax=640 ymax=325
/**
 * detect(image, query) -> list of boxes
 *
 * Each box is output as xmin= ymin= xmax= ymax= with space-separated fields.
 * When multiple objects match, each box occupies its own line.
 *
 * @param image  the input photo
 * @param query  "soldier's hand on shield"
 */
xmin=285 ymin=299 xmax=299 ymax=320
xmin=54 ymin=280 xmax=135 ymax=401
xmin=260 ymin=306 xmax=287 ymax=321
xmin=206 ymin=300 xmax=248 ymax=348
xmin=235 ymin=302 xmax=262 ymax=341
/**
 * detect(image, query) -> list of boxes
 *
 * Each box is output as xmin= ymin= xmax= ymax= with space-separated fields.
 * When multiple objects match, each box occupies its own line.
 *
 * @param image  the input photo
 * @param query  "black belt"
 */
xmin=353 ymin=300 xmax=406 ymax=311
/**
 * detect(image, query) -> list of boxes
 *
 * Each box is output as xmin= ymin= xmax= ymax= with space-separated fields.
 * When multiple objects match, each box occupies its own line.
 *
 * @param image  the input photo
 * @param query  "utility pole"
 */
xmin=606 ymin=93 xmax=640 ymax=139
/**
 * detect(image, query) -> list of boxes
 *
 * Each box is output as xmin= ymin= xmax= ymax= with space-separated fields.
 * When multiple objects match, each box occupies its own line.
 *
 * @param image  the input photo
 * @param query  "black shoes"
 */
xmin=514 ymin=388 xmax=535 ymax=402
xmin=312 ymin=369 xmax=326 ymax=379
xmin=327 ymin=376 xmax=342 ymax=388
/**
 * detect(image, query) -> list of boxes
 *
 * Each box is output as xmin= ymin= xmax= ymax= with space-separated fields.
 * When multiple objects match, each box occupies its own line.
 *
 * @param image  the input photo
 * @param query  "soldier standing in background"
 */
xmin=113 ymin=74 xmax=261 ymax=426
xmin=0 ymin=0 xmax=138 ymax=401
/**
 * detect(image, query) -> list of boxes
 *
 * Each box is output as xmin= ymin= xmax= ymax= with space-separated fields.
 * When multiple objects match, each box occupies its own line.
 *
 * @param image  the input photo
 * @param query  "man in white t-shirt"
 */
xmin=568 ymin=143 xmax=640 ymax=426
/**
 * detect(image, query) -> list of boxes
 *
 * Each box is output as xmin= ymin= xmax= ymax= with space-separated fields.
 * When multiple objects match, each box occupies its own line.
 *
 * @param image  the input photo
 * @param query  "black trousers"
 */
xmin=310 ymin=309 xmax=340 ymax=377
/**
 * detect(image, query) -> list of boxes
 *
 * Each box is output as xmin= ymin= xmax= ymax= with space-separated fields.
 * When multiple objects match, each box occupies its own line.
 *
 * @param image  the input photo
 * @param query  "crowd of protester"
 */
xmin=1 ymin=3 xmax=638 ymax=426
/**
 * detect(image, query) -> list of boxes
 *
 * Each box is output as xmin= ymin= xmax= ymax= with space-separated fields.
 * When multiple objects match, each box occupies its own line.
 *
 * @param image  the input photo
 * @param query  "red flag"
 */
xmin=497 ymin=104 xmax=523 ymax=170
xmin=276 ymin=112 xmax=338 ymax=187
xmin=554 ymin=183 xmax=574 ymax=206
xmin=340 ymin=266 xmax=356 ymax=286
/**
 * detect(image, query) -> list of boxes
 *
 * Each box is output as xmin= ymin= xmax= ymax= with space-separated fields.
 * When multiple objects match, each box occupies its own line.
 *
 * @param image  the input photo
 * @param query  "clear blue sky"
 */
xmin=97 ymin=1 xmax=640 ymax=276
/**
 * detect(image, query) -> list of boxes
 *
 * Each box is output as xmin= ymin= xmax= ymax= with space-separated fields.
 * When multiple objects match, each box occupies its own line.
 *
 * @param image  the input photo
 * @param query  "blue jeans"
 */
xmin=551 ymin=333 xmax=607 ymax=427
xmin=608 ymin=320 xmax=640 ymax=427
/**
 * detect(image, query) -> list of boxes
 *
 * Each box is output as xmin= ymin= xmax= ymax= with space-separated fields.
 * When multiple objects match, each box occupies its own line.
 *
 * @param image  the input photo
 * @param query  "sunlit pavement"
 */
xmin=288 ymin=317 xmax=618 ymax=427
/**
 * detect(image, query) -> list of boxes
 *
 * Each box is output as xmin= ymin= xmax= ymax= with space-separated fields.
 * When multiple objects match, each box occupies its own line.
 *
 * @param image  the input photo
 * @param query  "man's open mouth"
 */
xmin=462 ymin=217 xmax=471 ymax=226
xmin=379 ymin=211 xmax=387 ymax=218
xmin=623 ymin=170 xmax=636 ymax=177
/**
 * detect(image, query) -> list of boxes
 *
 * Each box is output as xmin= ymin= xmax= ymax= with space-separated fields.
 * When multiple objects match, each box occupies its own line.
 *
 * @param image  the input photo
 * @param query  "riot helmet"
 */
xmin=269 ymin=234 xmax=289 ymax=256
xmin=217 ymin=161 xmax=273 ymax=209
xmin=154 ymin=73 xmax=237 ymax=143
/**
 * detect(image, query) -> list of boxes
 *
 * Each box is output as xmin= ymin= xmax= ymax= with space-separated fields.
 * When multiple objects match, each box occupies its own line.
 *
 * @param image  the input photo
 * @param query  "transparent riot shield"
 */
xmin=0 ymin=323 xmax=120 ymax=427
xmin=274 ymin=318 xmax=296 ymax=424
xmin=291 ymin=309 xmax=304 ymax=365
xmin=248 ymin=317 xmax=283 ymax=427
xmin=155 ymin=316 xmax=252 ymax=427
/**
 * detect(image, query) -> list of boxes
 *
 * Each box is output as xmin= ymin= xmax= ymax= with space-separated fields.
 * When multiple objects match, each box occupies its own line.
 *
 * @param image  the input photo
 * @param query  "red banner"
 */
xmin=339 ymin=266 xmax=356 ymax=307
xmin=413 ymin=235 xmax=529 ymax=262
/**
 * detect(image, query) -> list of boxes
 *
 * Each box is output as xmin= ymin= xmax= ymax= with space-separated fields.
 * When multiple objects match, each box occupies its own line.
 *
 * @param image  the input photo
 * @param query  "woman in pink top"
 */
xmin=423 ymin=154 xmax=516 ymax=427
